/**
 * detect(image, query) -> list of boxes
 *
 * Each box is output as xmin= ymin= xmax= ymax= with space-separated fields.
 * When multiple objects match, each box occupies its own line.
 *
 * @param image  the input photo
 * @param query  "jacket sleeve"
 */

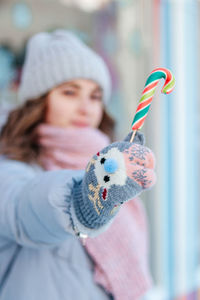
xmin=0 ymin=160 xmax=111 ymax=248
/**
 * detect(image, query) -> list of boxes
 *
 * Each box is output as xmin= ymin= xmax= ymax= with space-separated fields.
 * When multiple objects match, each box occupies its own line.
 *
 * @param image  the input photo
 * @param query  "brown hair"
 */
xmin=0 ymin=96 xmax=115 ymax=164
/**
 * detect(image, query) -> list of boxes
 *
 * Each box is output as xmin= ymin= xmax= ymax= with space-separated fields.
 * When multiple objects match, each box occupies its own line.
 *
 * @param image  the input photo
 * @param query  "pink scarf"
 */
xmin=37 ymin=124 xmax=152 ymax=300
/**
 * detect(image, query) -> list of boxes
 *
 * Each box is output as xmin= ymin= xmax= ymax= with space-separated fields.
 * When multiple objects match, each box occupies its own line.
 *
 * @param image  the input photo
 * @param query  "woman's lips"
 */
xmin=71 ymin=121 xmax=90 ymax=127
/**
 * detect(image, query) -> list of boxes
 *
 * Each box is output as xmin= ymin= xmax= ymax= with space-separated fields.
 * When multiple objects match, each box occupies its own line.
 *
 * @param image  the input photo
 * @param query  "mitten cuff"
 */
xmin=73 ymin=181 xmax=113 ymax=229
xmin=73 ymin=181 xmax=90 ymax=228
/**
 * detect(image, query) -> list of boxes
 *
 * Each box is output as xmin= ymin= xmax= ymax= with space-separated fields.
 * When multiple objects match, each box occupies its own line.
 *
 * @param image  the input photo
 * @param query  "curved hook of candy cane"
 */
xmin=146 ymin=67 xmax=175 ymax=95
xmin=130 ymin=68 xmax=175 ymax=142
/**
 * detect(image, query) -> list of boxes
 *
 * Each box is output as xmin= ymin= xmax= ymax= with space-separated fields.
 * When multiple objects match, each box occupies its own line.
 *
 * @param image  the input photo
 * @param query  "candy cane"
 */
xmin=130 ymin=67 xmax=175 ymax=142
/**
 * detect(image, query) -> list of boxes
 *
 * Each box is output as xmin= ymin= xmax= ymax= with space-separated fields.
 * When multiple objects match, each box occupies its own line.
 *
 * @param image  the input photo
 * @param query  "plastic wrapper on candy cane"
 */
xmin=130 ymin=67 xmax=175 ymax=142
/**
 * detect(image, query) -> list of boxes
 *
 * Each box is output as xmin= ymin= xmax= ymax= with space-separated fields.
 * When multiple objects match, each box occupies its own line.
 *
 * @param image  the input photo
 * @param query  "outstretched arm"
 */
xmin=0 ymin=160 xmax=106 ymax=248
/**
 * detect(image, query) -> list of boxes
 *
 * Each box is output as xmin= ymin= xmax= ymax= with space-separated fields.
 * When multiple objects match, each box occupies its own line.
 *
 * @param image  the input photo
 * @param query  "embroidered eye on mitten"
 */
xmin=73 ymin=132 xmax=156 ymax=229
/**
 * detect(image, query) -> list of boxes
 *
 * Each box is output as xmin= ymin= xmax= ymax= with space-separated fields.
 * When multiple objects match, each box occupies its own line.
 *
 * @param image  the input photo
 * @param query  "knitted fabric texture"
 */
xmin=86 ymin=199 xmax=152 ymax=300
xmin=37 ymin=125 xmax=155 ymax=300
xmin=36 ymin=124 xmax=110 ymax=170
xmin=18 ymin=30 xmax=111 ymax=104
xmin=73 ymin=133 xmax=156 ymax=229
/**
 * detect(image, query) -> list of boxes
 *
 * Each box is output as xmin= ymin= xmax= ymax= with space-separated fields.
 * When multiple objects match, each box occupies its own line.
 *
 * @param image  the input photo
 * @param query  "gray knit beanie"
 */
xmin=18 ymin=30 xmax=112 ymax=104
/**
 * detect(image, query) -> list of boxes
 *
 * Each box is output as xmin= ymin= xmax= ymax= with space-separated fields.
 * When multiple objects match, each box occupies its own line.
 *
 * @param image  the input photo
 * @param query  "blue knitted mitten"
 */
xmin=73 ymin=132 xmax=156 ymax=229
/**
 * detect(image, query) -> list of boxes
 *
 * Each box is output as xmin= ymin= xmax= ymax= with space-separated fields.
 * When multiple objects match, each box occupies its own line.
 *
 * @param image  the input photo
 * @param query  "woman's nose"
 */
xmin=78 ymin=97 xmax=91 ymax=114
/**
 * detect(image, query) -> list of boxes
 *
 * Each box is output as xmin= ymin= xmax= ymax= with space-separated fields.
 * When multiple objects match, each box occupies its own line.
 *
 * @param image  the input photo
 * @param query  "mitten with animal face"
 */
xmin=73 ymin=132 xmax=156 ymax=229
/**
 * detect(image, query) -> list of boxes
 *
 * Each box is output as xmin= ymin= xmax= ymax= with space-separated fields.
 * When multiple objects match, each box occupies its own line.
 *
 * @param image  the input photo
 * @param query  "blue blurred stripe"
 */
xmin=184 ymin=0 xmax=199 ymax=291
xmin=160 ymin=1 xmax=175 ymax=297
xmin=160 ymin=0 xmax=199 ymax=297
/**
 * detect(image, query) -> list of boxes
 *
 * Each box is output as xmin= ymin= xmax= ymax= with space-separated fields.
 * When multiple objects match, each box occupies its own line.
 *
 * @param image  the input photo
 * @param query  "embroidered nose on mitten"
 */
xmin=73 ymin=132 xmax=156 ymax=229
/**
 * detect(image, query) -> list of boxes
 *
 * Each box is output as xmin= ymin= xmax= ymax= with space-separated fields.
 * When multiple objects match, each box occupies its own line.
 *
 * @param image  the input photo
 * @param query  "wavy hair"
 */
xmin=0 ymin=96 xmax=115 ymax=164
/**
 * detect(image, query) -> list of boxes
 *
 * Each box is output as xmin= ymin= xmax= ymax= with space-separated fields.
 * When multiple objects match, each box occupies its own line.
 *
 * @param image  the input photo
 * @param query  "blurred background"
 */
xmin=0 ymin=0 xmax=199 ymax=299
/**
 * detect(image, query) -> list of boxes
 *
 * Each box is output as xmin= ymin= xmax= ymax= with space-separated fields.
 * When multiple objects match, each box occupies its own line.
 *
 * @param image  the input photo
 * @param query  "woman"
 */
xmin=0 ymin=30 xmax=156 ymax=300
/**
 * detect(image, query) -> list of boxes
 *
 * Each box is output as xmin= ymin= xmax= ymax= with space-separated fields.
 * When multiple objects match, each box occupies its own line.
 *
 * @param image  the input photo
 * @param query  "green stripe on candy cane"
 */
xmin=139 ymin=89 xmax=156 ymax=104
xmin=162 ymin=74 xmax=175 ymax=94
xmin=132 ymin=105 xmax=150 ymax=126
xmin=145 ymin=71 xmax=167 ymax=86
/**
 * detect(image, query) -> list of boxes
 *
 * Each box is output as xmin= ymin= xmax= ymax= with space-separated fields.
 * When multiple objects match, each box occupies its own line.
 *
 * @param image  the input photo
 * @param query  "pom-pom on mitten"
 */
xmin=73 ymin=132 xmax=156 ymax=229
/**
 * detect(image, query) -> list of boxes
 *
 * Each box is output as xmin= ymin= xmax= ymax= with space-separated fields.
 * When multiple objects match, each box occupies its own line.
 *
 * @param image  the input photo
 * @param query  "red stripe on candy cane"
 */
xmin=132 ymin=116 xmax=146 ymax=131
xmin=143 ymin=80 xmax=159 ymax=95
xmin=136 ymin=97 xmax=153 ymax=112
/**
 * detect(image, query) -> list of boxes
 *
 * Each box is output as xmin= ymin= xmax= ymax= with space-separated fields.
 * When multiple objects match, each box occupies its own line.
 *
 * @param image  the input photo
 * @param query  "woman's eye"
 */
xmin=91 ymin=94 xmax=102 ymax=101
xmin=62 ymin=90 xmax=76 ymax=96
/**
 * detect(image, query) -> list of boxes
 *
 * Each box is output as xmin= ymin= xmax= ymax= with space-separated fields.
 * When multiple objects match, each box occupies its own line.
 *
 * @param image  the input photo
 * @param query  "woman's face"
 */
xmin=45 ymin=79 xmax=104 ymax=128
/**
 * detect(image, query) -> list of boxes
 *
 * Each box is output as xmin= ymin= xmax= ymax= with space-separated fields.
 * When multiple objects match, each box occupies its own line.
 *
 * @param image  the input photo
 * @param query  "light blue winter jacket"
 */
xmin=0 ymin=158 xmax=113 ymax=300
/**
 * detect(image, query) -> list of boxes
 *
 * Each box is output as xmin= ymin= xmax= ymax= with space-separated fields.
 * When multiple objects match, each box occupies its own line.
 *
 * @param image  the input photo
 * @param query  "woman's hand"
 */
xmin=73 ymin=132 xmax=156 ymax=229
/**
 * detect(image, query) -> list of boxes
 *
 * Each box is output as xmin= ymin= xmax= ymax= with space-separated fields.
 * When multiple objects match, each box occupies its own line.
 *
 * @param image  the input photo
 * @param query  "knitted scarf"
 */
xmin=36 ymin=124 xmax=152 ymax=300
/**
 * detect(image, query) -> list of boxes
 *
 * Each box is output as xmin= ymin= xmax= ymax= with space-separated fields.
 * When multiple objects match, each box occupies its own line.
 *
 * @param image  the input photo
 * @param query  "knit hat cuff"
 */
xmin=18 ymin=31 xmax=112 ymax=105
